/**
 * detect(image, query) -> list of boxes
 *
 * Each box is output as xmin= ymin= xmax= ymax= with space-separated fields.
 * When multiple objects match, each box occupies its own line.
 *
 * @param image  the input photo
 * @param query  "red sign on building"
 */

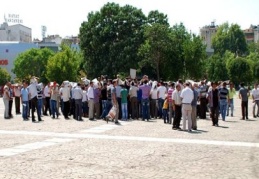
xmin=0 ymin=59 xmax=8 ymax=65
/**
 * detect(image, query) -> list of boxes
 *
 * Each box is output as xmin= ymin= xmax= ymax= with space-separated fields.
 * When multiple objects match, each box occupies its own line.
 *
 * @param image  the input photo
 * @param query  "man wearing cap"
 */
xmin=180 ymin=82 xmax=194 ymax=131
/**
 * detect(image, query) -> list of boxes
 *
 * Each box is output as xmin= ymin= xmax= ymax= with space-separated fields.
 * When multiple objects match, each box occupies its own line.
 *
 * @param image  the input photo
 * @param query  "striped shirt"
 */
xmin=219 ymin=87 xmax=228 ymax=100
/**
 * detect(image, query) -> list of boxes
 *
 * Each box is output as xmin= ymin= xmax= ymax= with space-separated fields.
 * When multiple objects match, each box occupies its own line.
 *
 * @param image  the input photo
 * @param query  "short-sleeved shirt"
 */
xmin=228 ymin=88 xmax=236 ymax=99
xmin=219 ymin=87 xmax=229 ymax=100
xmin=157 ymin=86 xmax=167 ymax=99
xmin=251 ymin=88 xmax=259 ymax=101
xmin=21 ymin=87 xmax=29 ymax=102
xmin=139 ymin=84 xmax=151 ymax=99
xmin=239 ymin=87 xmax=249 ymax=102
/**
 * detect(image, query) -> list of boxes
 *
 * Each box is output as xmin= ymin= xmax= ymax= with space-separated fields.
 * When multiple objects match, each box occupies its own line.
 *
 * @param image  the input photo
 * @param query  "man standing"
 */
xmin=219 ymin=82 xmax=229 ymax=121
xmin=199 ymin=81 xmax=207 ymax=119
xmin=157 ymin=82 xmax=167 ymax=118
xmin=172 ymin=84 xmax=182 ymax=130
xmin=100 ymin=82 xmax=108 ymax=119
xmin=139 ymin=80 xmax=151 ymax=121
xmin=180 ymin=82 xmax=194 ymax=132
xmin=191 ymin=83 xmax=199 ymax=130
xmin=167 ymin=82 xmax=175 ymax=124
xmin=239 ymin=82 xmax=250 ymax=120
xmin=3 ymin=82 xmax=10 ymax=119
xmin=87 ymin=81 xmax=95 ymax=121
xmin=14 ymin=84 xmax=21 ymax=114
xmin=129 ymin=81 xmax=138 ymax=120
xmin=62 ymin=81 xmax=71 ymax=119
xmin=208 ymin=82 xmax=219 ymax=126
xmin=21 ymin=80 xmax=29 ymax=121
xmin=251 ymin=83 xmax=259 ymax=118
xmin=43 ymin=83 xmax=51 ymax=116
xmin=227 ymin=82 xmax=236 ymax=117
xmin=28 ymin=77 xmax=42 ymax=123
xmin=74 ymin=83 xmax=84 ymax=121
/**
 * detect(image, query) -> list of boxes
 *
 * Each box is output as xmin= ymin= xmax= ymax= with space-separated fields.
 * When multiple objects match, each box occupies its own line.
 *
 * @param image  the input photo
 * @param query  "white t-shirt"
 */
xmin=28 ymin=83 xmax=38 ymax=99
xmin=180 ymin=87 xmax=194 ymax=104
xmin=157 ymin=86 xmax=167 ymax=99
xmin=150 ymin=89 xmax=158 ymax=99
xmin=62 ymin=87 xmax=71 ymax=102
xmin=44 ymin=86 xmax=50 ymax=97
xmin=172 ymin=90 xmax=182 ymax=105
xmin=252 ymin=88 xmax=259 ymax=100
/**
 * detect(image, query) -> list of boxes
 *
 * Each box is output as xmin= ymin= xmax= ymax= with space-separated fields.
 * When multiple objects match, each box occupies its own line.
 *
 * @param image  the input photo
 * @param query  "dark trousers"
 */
xmin=210 ymin=106 xmax=219 ymax=125
xmin=199 ymin=98 xmax=207 ymax=119
xmin=117 ymin=97 xmax=122 ymax=119
xmin=163 ymin=109 xmax=169 ymax=123
xmin=75 ymin=99 xmax=82 ymax=120
xmin=70 ymin=99 xmax=75 ymax=119
xmin=241 ymin=101 xmax=248 ymax=119
xmin=31 ymin=96 xmax=41 ymax=121
xmin=130 ymin=97 xmax=138 ymax=119
xmin=9 ymin=99 xmax=13 ymax=116
xmin=44 ymin=97 xmax=51 ymax=115
xmin=150 ymin=99 xmax=157 ymax=119
xmin=15 ymin=97 xmax=21 ymax=113
xmin=63 ymin=100 xmax=70 ymax=118
xmin=173 ymin=105 xmax=182 ymax=128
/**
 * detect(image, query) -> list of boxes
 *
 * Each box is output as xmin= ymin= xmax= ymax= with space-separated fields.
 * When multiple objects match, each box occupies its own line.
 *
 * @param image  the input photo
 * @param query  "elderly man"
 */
xmin=191 ymin=83 xmax=199 ymax=130
xmin=180 ymin=82 xmax=194 ymax=132
xmin=74 ymin=83 xmax=84 ymax=121
xmin=3 ymin=81 xmax=11 ymax=119
xmin=172 ymin=84 xmax=182 ymax=130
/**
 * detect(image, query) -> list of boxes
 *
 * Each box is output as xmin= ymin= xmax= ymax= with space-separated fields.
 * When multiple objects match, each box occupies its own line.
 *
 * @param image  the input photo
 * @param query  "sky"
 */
xmin=1 ymin=0 xmax=259 ymax=40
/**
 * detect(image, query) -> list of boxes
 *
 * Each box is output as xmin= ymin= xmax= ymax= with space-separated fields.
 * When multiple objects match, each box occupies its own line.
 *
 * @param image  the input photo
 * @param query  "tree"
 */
xmin=0 ymin=67 xmax=11 ymax=85
xmin=227 ymin=57 xmax=253 ymax=85
xmin=46 ymin=45 xmax=82 ymax=84
xmin=207 ymin=54 xmax=229 ymax=82
xmin=79 ymin=2 xmax=146 ymax=78
xmin=183 ymin=34 xmax=207 ymax=80
xmin=138 ymin=23 xmax=172 ymax=81
xmin=12 ymin=48 xmax=54 ymax=83
xmin=212 ymin=23 xmax=247 ymax=56
xmin=147 ymin=10 xmax=169 ymax=26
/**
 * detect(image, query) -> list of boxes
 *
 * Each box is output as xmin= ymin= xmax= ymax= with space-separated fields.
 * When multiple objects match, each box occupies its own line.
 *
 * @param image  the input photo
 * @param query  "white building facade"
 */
xmin=0 ymin=22 xmax=32 ymax=42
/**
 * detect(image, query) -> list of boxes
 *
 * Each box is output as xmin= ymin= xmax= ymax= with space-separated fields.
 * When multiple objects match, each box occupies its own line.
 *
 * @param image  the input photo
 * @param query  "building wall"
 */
xmin=0 ymin=23 xmax=32 ymax=42
xmin=0 ymin=42 xmax=37 ymax=79
xmin=200 ymin=23 xmax=217 ymax=54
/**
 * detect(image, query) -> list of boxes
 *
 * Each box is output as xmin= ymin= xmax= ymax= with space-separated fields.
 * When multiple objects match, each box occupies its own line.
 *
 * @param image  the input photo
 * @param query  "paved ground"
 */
xmin=0 ymin=97 xmax=259 ymax=179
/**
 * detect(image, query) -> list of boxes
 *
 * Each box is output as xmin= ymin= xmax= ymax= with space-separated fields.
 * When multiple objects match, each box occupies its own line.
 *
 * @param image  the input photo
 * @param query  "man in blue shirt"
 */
xmin=21 ymin=80 xmax=29 ymax=121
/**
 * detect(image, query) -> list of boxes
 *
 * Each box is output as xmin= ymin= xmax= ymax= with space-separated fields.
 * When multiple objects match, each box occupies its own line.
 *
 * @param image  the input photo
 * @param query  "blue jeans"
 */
xmin=37 ymin=98 xmax=43 ymax=117
xmin=158 ymin=98 xmax=164 ymax=118
xmin=163 ymin=109 xmax=169 ymax=123
xmin=142 ymin=98 xmax=150 ymax=120
xmin=219 ymin=99 xmax=228 ymax=121
xmin=100 ymin=100 xmax=108 ymax=118
xmin=22 ymin=101 xmax=29 ymax=119
xmin=121 ymin=103 xmax=128 ymax=120
xmin=227 ymin=98 xmax=234 ymax=116
xmin=51 ymin=100 xmax=58 ymax=118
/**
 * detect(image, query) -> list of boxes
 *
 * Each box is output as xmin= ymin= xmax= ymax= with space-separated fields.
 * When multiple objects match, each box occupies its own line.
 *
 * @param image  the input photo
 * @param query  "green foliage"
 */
xmin=12 ymin=48 xmax=54 ymax=83
xmin=212 ymin=22 xmax=247 ymax=56
xmin=46 ymin=45 xmax=82 ymax=84
xmin=227 ymin=57 xmax=253 ymax=84
xmin=207 ymin=54 xmax=229 ymax=82
xmin=0 ymin=67 xmax=11 ymax=85
xmin=79 ymin=2 xmax=146 ymax=79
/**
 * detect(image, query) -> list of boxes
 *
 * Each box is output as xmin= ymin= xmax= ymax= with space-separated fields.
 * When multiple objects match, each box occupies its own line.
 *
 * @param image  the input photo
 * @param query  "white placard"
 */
xmin=130 ymin=69 xmax=136 ymax=79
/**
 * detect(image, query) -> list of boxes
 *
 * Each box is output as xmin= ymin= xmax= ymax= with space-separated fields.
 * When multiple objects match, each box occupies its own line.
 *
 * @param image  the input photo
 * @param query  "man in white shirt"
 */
xmin=252 ymin=83 xmax=259 ymax=118
xmin=172 ymin=84 xmax=182 ymax=130
xmin=157 ymin=82 xmax=167 ymax=118
xmin=43 ymin=83 xmax=51 ymax=116
xmin=74 ymin=83 xmax=84 ymax=121
xmin=14 ymin=85 xmax=21 ymax=114
xmin=28 ymin=77 xmax=42 ymax=122
xmin=180 ymin=82 xmax=194 ymax=131
xmin=62 ymin=81 xmax=71 ymax=119
xmin=87 ymin=81 xmax=95 ymax=120
xmin=3 ymin=82 xmax=11 ymax=119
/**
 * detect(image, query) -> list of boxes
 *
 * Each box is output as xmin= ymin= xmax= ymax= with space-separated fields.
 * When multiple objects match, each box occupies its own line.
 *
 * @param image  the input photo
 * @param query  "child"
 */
xmin=163 ymin=96 xmax=169 ymax=123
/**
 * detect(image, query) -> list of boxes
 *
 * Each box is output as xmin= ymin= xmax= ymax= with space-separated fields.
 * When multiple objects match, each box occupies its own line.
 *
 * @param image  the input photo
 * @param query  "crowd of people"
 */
xmin=1 ymin=75 xmax=257 ymax=131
